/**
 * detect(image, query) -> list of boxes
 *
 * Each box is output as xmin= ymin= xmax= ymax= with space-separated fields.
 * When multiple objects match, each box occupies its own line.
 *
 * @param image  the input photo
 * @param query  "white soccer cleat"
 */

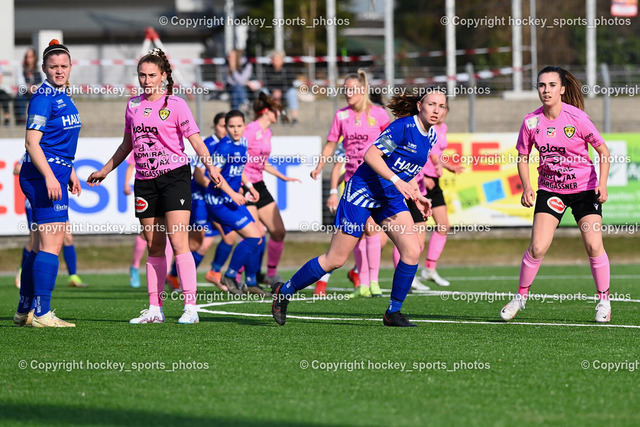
xmin=129 ymin=308 xmax=165 ymax=324
xmin=411 ymin=277 xmax=431 ymax=291
xmin=594 ymin=300 xmax=611 ymax=323
xmin=178 ymin=305 xmax=200 ymax=324
xmin=500 ymin=295 xmax=526 ymax=321
xmin=421 ymin=268 xmax=450 ymax=287
xmin=264 ymin=274 xmax=284 ymax=287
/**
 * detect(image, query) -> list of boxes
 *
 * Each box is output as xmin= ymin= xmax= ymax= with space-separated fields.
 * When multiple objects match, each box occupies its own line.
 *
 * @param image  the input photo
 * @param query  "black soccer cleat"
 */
xmin=221 ymin=275 xmax=244 ymax=296
xmin=383 ymin=310 xmax=417 ymax=327
xmin=271 ymin=282 xmax=291 ymax=326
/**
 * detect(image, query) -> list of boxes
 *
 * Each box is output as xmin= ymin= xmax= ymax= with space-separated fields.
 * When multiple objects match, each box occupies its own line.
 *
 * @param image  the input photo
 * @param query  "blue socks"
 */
xmin=32 ymin=251 xmax=59 ymax=316
xmin=225 ymin=237 xmax=260 ymax=279
xmin=388 ymin=260 xmax=418 ymax=313
xmin=21 ymin=247 xmax=29 ymax=267
xmin=17 ymin=251 xmax=36 ymax=313
xmin=63 ymin=244 xmax=77 ymax=276
xmin=281 ymin=257 xmax=327 ymax=295
xmin=212 ymin=241 xmax=233 ymax=272
xmin=192 ymin=251 xmax=204 ymax=268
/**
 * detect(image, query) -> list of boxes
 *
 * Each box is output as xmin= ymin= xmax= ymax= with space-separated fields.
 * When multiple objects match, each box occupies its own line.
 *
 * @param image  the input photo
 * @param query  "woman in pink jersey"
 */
xmin=243 ymin=92 xmax=301 ymax=285
xmin=87 ymin=48 xmax=221 ymax=324
xmin=500 ymin=66 xmax=611 ymax=323
xmin=310 ymin=70 xmax=390 ymax=297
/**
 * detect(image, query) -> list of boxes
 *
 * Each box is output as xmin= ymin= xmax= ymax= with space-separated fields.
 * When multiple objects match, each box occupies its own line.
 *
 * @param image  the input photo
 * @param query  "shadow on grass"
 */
xmin=0 ymin=403 xmax=325 ymax=427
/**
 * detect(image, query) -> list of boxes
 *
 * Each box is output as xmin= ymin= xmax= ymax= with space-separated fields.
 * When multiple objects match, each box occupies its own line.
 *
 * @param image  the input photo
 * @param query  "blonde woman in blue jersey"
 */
xmin=271 ymin=89 xmax=447 ymax=327
xmin=14 ymin=40 xmax=81 ymax=327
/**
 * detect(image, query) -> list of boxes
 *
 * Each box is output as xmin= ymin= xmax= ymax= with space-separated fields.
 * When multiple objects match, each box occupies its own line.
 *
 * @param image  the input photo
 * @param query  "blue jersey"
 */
xmin=191 ymin=134 xmax=220 ymax=197
xmin=26 ymin=80 xmax=82 ymax=163
xmin=204 ymin=135 xmax=248 ymax=205
xmin=344 ymin=115 xmax=437 ymax=208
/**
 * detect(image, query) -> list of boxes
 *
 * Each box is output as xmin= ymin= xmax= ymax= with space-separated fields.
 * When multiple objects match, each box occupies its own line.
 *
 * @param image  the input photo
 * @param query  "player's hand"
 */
xmin=595 ymin=184 xmax=608 ymax=203
xmin=283 ymin=176 xmax=302 ymax=183
xmin=424 ymin=177 xmax=436 ymax=191
xmin=434 ymin=163 xmax=443 ymax=177
xmin=86 ymin=170 xmax=108 ymax=186
xmin=521 ymin=187 xmax=535 ymax=208
xmin=394 ymin=179 xmax=419 ymax=201
xmin=68 ymin=172 xmax=82 ymax=197
xmin=248 ymin=186 xmax=260 ymax=202
xmin=310 ymin=167 xmax=321 ymax=180
xmin=326 ymin=193 xmax=338 ymax=214
xmin=46 ymin=175 xmax=62 ymax=201
xmin=449 ymin=164 xmax=465 ymax=174
xmin=416 ymin=195 xmax=432 ymax=219
xmin=124 ymin=184 xmax=133 ymax=195
xmin=230 ymin=191 xmax=247 ymax=206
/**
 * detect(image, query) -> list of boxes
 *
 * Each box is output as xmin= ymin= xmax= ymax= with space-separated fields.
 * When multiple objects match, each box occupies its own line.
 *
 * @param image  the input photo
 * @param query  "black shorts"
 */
xmin=534 ymin=189 xmax=602 ymax=222
xmin=134 ymin=164 xmax=192 ymax=218
xmin=245 ymin=180 xmax=275 ymax=209
xmin=425 ymin=177 xmax=446 ymax=208
xmin=406 ymin=199 xmax=426 ymax=223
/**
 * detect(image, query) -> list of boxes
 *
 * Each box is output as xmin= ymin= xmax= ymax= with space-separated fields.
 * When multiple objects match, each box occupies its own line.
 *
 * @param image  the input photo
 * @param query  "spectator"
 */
xmin=0 ymin=63 xmax=12 ymax=125
xmin=15 ymin=48 xmax=43 ymax=124
xmin=263 ymin=51 xmax=299 ymax=125
xmin=226 ymin=49 xmax=257 ymax=111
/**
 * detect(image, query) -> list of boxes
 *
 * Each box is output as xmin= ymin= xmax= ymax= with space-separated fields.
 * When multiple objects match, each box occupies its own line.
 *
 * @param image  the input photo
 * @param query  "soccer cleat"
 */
xmin=178 ymin=305 xmax=200 ymax=324
xmin=13 ymin=309 xmax=34 ymax=327
xmin=166 ymin=274 xmax=180 ymax=291
xmin=349 ymin=285 xmax=372 ymax=299
xmin=257 ymin=270 xmax=266 ymax=284
xmin=129 ymin=308 xmax=165 ymax=324
xmin=594 ymin=300 xmax=611 ymax=323
xmin=221 ymin=275 xmax=244 ymax=296
xmin=246 ymin=284 xmax=272 ymax=297
xmin=369 ymin=281 xmax=382 ymax=297
xmin=68 ymin=274 xmax=88 ymax=288
xmin=129 ymin=266 xmax=140 ymax=288
xmin=383 ymin=311 xmax=417 ymax=327
xmin=347 ymin=268 xmax=360 ymax=288
xmin=500 ymin=295 xmax=526 ymax=321
xmin=411 ymin=277 xmax=431 ymax=291
xmin=32 ymin=310 xmax=76 ymax=328
xmin=264 ymin=273 xmax=283 ymax=287
xmin=313 ymin=280 xmax=327 ymax=296
xmin=421 ymin=268 xmax=450 ymax=287
xmin=205 ymin=270 xmax=228 ymax=292
xmin=271 ymin=283 xmax=291 ymax=325
xmin=15 ymin=267 xmax=21 ymax=289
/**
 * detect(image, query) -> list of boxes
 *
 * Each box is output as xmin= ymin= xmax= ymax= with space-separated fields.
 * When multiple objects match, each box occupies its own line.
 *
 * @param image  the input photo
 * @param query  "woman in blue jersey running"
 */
xmin=14 ymin=40 xmax=82 ymax=327
xmin=271 ymin=89 xmax=448 ymax=327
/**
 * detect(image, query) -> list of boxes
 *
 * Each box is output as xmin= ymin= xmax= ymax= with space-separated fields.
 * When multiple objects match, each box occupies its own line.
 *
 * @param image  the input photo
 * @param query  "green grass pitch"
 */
xmin=1 ymin=264 xmax=639 ymax=426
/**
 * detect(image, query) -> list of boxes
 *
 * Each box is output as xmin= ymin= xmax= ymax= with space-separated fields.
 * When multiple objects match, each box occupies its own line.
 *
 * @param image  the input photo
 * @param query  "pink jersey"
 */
xmin=516 ymin=102 xmax=603 ymax=194
xmin=422 ymin=122 xmax=448 ymax=179
xmin=327 ymin=105 xmax=390 ymax=180
xmin=243 ymin=120 xmax=272 ymax=184
xmin=124 ymin=94 xmax=199 ymax=180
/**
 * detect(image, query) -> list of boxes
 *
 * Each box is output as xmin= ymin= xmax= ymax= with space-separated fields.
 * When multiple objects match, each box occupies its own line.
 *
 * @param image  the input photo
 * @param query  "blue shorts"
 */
xmin=20 ymin=160 xmax=72 ymax=224
xmin=333 ymin=195 xmax=409 ymax=238
xmin=206 ymin=201 xmax=254 ymax=234
xmin=191 ymin=197 xmax=219 ymax=237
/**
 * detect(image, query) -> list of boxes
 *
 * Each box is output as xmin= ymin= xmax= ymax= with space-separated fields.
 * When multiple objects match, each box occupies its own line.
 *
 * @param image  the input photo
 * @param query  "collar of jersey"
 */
xmin=43 ymin=80 xmax=67 ymax=94
xmin=412 ymin=115 xmax=430 ymax=137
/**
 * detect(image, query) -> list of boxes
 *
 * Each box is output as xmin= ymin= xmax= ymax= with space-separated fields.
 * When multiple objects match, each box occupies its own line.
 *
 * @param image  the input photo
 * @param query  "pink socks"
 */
xmin=353 ymin=239 xmax=369 ymax=287
xmin=267 ymin=240 xmax=284 ymax=277
xmin=518 ymin=250 xmax=543 ymax=297
xmin=589 ymin=252 xmax=610 ymax=300
xmin=425 ymin=232 xmax=447 ymax=270
xmin=365 ymin=234 xmax=381 ymax=283
xmin=146 ymin=256 xmax=167 ymax=307
xmin=132 ymin=234 xmax=146 ymax=268
xmin=175 ymin=252 xmax=197 ymax=306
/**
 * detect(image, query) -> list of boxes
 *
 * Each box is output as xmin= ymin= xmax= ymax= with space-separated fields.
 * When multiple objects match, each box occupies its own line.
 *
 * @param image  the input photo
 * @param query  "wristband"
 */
xmin=329 ymin=188 xmax=338 ymax=195
xmin=245 ymin=182 xmax=253 ymax=189
xmin=390 ymin=174 xmax=400 ymax=184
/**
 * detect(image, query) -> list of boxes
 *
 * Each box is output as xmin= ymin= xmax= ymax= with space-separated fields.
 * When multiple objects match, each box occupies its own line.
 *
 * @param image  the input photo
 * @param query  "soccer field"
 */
xmin=2 ymin=264 xmax=639 ymax=426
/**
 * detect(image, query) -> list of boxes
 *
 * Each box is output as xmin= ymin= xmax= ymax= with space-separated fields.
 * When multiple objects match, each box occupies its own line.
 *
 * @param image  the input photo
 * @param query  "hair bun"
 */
xmin=49 ymin=39 xmax=61 ymax=46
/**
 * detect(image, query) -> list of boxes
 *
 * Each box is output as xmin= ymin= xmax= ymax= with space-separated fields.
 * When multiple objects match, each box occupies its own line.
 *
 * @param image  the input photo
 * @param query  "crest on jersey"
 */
xmin=159 ymin=109 xmax=170 ymax=121
xmin=563 ymin=126 xmax=576 ymax=138
xmin=546 ymin=127 xmax=556 ymax=137
xmin=143 ymin=108 xmax=152 ymax=117
xmin=526 ymin=116 xmax=538 ymax=130
xmin=368 ymin=117 xmax=377 ymax=127
xmin=337 ymin=110 xmax=349 ymax=120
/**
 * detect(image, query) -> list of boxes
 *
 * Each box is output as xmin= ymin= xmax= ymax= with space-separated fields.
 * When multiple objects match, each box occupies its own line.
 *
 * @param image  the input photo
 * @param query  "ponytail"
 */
xmin=538 ymin=66 xmax=585 ymax=111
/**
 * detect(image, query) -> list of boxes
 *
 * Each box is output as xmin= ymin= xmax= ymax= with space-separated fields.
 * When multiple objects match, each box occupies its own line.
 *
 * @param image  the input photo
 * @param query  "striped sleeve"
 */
xmin=373 ymin=121 xmax=402 ymax=156
xmin=26 ymin=94 xmax=51 ymax=131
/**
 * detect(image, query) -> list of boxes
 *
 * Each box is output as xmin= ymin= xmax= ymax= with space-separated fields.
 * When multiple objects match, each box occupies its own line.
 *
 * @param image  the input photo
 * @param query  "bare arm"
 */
xmin=187 ymin=133 xmax=222 ymax=187
xmin=25 ymin=129 xmax=62 ymax=200
xmin=264 ymin=163 xmax=301 ymax=182
xmin=310 ymin=140 xmax=338 ymax=180
xmin=517 ymin=154 xmax=535 ymax=208
xmin=594 ymin=143 xmax=610 ymax=203
xmin=86 ymin=132 xmax=133 ymax=186
xmin=363 ymin=144 xmax=419 ymax=201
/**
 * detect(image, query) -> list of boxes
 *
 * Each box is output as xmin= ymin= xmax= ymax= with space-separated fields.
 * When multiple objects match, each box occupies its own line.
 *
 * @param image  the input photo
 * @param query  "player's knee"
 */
xmin=324 ymin=254 xmax=348 ymax=271
xmin=584 ymin=242 xmax=604 ymax=257
xmin=398 ymin=246 xmax=421 ymax=265
xmin=271 ymin=228 xmax=285 ymax=242
xmin=528 ymin=244 xmax=547 ymax=259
